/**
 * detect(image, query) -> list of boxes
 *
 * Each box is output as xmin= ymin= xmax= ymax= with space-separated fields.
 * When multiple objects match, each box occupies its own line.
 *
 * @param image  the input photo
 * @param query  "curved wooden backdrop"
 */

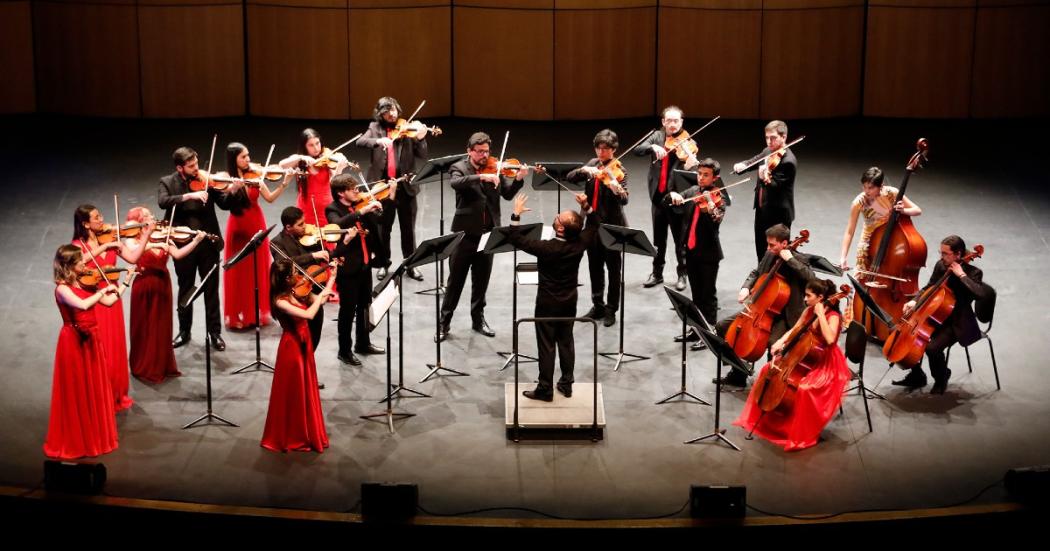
xmin=5 ymin=0 xmax=1048 ymax=118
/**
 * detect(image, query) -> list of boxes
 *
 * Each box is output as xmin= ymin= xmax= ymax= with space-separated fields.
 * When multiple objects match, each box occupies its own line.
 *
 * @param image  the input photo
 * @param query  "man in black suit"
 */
xmin=893 ymin=235 xmax=991 ymax=394
xmin=733 ymin=120 xmax=797 ymax=262
xmin=565 ymin=128 xmax=628 ymax=328
xmin=325 ymin=174 xmax=385 ymax=366
xmin=436 ymin=132 xmax=526 ymax=341
xmin=713 ymin=224 xmax=814 ymax=387
xmin=633 ymin=106 xmax=698 ymax=291
xmin=355 ymin=96 xmax=429 ymax=282
xmin=158 ymin=146 xmax=239 ymax=351
xmin=508 ymin=193 xmax=598 ymax=401
xmin=271 ymin=206 xmax=330 ymax=350
xmin=667 ymin=158 xmax=728 ymax=351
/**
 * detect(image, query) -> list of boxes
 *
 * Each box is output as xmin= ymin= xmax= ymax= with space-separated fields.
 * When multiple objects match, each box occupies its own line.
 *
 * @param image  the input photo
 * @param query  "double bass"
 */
xmin=854 ymin=139 xmax=929 ymax=341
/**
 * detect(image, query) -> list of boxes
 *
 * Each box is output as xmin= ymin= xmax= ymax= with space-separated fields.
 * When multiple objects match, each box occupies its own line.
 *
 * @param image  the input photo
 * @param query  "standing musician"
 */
xmin=271 ymin=206 xmax=330 ymax=353
xmin=633 ymin=106 xmax=698 ymax=291
xmin=566 ymin=129 xmax=628 ymax=328
xmin=893 ymin=235 xmax=991 ymax=394
xmin=356 ymin=97 xmax=430 ymax=282
xmin=508 ymin=193 xmax=599 ymax=401
xmin=838 ymin=166 xmax=922 ymax=273
xmin=713 ymin=224 xmax=814 ymax=387
xmin=159 ymin=146 xmax=239 ymax=352
xmin=279 ymin=128 xmax=353 ymax=231
xmin=733 ymin=120 xmax=797 ymax=262
xmin=437 ymin=132 xmax=526 ymax=342
xmin=325 ymin=174 xmax=384 ymax=366
xmin=668 ymin=158 xmax=728 ymax=351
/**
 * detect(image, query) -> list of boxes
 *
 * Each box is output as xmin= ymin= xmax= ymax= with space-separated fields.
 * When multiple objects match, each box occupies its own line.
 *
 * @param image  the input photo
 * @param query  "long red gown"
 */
xmin=74 ymin=240 xmax=132 ymax=411
xmin=734 ymin=311 xmax=851 ymax=451
xmin=129 ymin=246 xmax=180 ymax=383
xmin=44 ymin=285 xmax=119 ymax=459
xmin=224 ymin=186 xmax=272 ymax=329
xmin=261 ymin=300 xmax=329 ymax=453
xmin=296 ymin=167 xmax=332 ymax=227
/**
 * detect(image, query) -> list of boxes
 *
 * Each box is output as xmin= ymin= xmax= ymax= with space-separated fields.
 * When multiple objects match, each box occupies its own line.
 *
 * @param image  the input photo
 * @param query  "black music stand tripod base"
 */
xmin=180 ymin=264 xmax=238 ymax=430
xmin=409 ymin=232 xmax=469 ymax=383
xmin=598 ymin=224 xmax=656 ymax=372
xmin=684 ymin=328 xmax=750 ymax=451
xmin=360 ymin=271 xmax=417 ymax=432
xmin=657 ymin=287 xmax=711 ymax=406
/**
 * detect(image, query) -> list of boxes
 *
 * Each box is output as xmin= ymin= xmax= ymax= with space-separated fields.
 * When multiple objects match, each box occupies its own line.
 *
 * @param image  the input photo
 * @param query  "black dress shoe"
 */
xmin=712 ymin=374 xmax=746 ymax=388
xmin=172 ymin=332 xmax=191 ymax=349
xmin=338 ymin=353 xmax=362 ymax=366
xmin=472 ymin=318 xmax=496 ymax=337
xmin=523 ymin=389 xmax=554 ymax=402
xmin=603 ymin=311 xmax=616 ymax=327
xmin=377 ymin=267 xmax=389 ymax=279
xmin=691 ymin=341 xmax=708 ymax=351
xmin=583 ymin=306 xmax=605 ymax=320
xmin=355 ymin=344 xmax=385 ymax=355
xmin=643 ymin=273 xmax=664 ymax=288
xmin=209 ymin=333 xmax=226 ymax=351
xmin=556 ymin=383 xmax=573 ymax=398
xmin=892 ymin=370 xmax=927 ymax=388
xmin=930 ymin=368 xmax=951 ymax=394
xmin=435 ymin=323 xmax=450 ymax=343
xmin=675 ymin=274 xmax=688 ymax=291
xmin=318 ymin=382 xmax=326 ymax=390
xmin=674 ymin=330 xmax=700 ymax=343
xmin=407 ymin=267 xmax=424 ymax=281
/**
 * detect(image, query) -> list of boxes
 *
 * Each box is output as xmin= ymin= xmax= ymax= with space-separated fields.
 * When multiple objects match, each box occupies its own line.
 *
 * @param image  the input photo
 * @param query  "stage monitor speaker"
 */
xmin=1005 ymin=466 xmax=1050 ymax=505
xmin=44 ymin=460 xmax=106 ymax=495
xmin=690 ymin=484 xmax=745 ymax=518
xmin=361 ymin=482 xmax=418 ymax=521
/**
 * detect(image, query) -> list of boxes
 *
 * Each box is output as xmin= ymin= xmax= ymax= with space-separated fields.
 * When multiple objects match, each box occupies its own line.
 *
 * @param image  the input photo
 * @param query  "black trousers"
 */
xmin=535 ymin=300 xmax=576 ymax=391
xmin=685 ymin=255 xmax=719 ymax=329
xmin=586 ymin=239 xmax=622 ymax=312
xmin=377 ymin=195 xmax=418 ymax=268
xmin=651 ymin=200 xmax=686 ymax=277
xmin=336 ymin=271 xmax=372 ymax=355
xmin=440 ymin=233 xmax=492 ymax=323
xmin=753 ymin=208 xmax=792 ymax=262
xmin=174 ymin=241 xmax=222 ymax=336
xmin=908 ymin=322 xmax=957 ymax=383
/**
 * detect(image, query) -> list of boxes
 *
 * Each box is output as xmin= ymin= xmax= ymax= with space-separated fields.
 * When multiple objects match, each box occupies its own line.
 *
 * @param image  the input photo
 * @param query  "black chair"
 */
xmin=842 ymin=320 xmax=878 ymax=433
xmin=946 ymin=286 xmax=999 ymax=390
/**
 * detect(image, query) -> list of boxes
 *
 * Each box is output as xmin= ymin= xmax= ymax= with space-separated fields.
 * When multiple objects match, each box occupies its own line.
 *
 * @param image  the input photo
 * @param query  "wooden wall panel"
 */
xmin=138 ymin=4 xmax=245 ymax=118
xmin=348 ymin=6 xmax=451 ymax=119
xmin=33 ymin=1 xmax=140 ymax=117
xmin=247 ymin=4 xmax=350 ymax=119
xmin=863 ymin=5 xmax=976 ymax=117
xmin=657 ymin=6 xmax=761 ymax=119
xmin=453 ymin=7 xmax=553 ymax=119
xmin=761 ymin=5 xmax=864 ymax=119
xmin=0 ymin=1 xmax=34 ymax=113
xmin=554 ymin=8 xmax=655 ymax=119
xmin=971 ymin=4 xmax=1050 ymax=117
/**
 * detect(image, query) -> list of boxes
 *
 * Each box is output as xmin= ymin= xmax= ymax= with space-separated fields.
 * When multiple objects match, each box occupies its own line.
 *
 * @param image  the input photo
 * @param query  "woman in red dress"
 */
xmin=125 ymin=207 xmax=208 ymax=383
xmin=45 ymin=245 xmax=130 ymax=459
xmin=218 ymin=143 xmax=290 ymax=329
xmin=73 ymin=204 xmax=150 ymax=412
xmin=279 ymin=128 xmax=352 ymax=228
xmin=734 ymin=279 xmax=852 ymax=451
xmin=261 ymin=258 xmax=336 ymax=453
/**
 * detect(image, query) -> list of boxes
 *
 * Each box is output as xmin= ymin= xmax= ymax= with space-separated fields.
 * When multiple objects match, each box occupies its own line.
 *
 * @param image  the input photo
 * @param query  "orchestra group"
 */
xmin=43 ymin=100 xmax=993 ymax=459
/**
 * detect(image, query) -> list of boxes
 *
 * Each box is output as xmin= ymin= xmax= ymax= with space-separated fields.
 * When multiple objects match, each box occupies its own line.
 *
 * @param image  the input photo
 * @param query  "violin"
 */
xmin=299 ymin=223 xmax=360 ymax=247
xmin=304 ymin=147 xmax=360 ymax=172
xmin=683 ymin=183 xmax=726 ymax=213
xmin=387 ymin=118 xmax=442 ymax=140
xmin=292 ymin=262 xmax=332 ymax=300
xmin=882 ymin=245 xmax=983 ymax=368
xmin=663 ymin=130 xmax=699 ymax=162
xmin=78 ymin=266 xmax=127 ymax=288
xmin=594 ymin=159 xmax=626 ymax=188
xmin=479 ymin=157 xmax=545 ymax=179
xmin=150 ymin=223 xmax=219 ymax=244
xmin=187 ymin=170 xmax=233 ymax=192
xmin=96 ymin=222 xmax=147 ymax=244
xmin=725 ymin=229 xmax=811 ymax=362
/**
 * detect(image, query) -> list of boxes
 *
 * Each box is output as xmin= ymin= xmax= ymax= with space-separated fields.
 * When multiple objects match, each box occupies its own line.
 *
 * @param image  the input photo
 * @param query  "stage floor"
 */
xmin=1 ymin=114 xmax=1047 ymax=520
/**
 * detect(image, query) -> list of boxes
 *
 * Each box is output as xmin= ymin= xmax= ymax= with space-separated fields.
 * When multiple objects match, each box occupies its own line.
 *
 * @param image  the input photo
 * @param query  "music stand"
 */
xmin=226 ymin=225 xmax=277 ymax=375
xmin=412 ymin=153 xmax=467 ymax=296
xmin=805 ymin=253 xmax=845 ymax=277
xmin=685 ymin=328 xmax=750 ymax=450
xmin=598 ymin=224 xmax=655 ymax=371
xmin=360 ymin=266 xmax=415 ymax=432
xmin=485 ymin=223 xmax=543 ymax=370
xmin=531 ymin=162 xmax=584 ymax=212
xmin=180 ymin=264 xmax=237 ymax=429
xmin=658 ymin=287 xmax=711 ymax=406
xmin=379 ymin=254 xmax=431 ymax=403
xmin=846 ymin=273 xmax=892 ymax=400
xmin=408 ymin=232 xmax=467 ymax=383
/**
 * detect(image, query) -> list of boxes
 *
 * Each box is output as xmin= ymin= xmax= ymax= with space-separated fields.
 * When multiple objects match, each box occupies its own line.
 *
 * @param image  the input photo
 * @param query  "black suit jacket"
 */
xmin=449 ymin=159 xmax=524 ymax=236
xmin=632 ymin=130 xmax=689 ymax=201
xmin=674 ymin=179 xmax=727 ymax=263
xmin=356 ymin=121 xmax=428 ymax=196
xmin=507 ymin=211 xmax=599 ymax=309
xmin=920 ymin=262 xmax=989 ymax=347
xmin=325 ymin=200 xmax=381 ymax=279
xmin=566 ymin=158 xmax=628 ymax=227
xmin=158 ymin=171 xmax=234 ymax=251
xmin=739 ymin=147 xmax=796 ymax=222
xmin=742 ymin=250 xmax=815 ymax=325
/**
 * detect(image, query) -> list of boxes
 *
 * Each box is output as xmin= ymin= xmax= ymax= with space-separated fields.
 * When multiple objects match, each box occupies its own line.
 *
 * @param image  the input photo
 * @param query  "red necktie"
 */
xmin=385 ymin=142 xmax=397 ymax=179
xmin=658 ymin=156 xmax=669 ymax=194
xmin=687 ymin=204 xmax=701 ymax=251
xmin=356 ymin=221 xmax=369 ymax=265
xmin=591 ymin=175 xmax=601 ymax=212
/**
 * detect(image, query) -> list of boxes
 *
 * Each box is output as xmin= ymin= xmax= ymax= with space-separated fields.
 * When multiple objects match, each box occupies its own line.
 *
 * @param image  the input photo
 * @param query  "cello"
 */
xmin=882 ymin=245 xmax=984 ymax=368
xmin=725 ymin=229 xmax=810 ymax=362
xmin=854 ymin=139 xmax=929 ymax=341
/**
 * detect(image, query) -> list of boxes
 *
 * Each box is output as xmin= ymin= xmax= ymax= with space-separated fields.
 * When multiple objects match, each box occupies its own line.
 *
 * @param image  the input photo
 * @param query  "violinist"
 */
xmin=437 ymin=132 xmax=526 ymax=342
xmin=893 ymin=235 xmax=991 ymax=394
xmin=565 ymin=129 xmax=628 ymax=327
xmin=124 ymin=207 xmax=207 ymax=384
xmin=733 ymin=278 xmax=851 ymax=451
xmin=271 ymin=206 xmax=329 ymax=352
xmin=356 ymin=97 xmax=429 ymax=282
xmin=219 ymin=142 xmax=290 ymax=330
xmin=838 ymin=167 xmax=922 ymax=272
xmin=158 ymin=146 xmax=237 ymax=352
xmin=73 ymin=204 xmax=154 ymax=412
xmin=668 ymin=158 xmax=728 ymax=350
xmin=733 ymin=120 xmax=797 ymax=262
xmin=713 ymin=224 xmax=815 ymax=387
xmin=279 ymin=128 xmax=352 ymax=231
xmin=633 ymin=106 xmax=697 ymax=291
xmin=325 ymin=174 xmax=384 ymax=366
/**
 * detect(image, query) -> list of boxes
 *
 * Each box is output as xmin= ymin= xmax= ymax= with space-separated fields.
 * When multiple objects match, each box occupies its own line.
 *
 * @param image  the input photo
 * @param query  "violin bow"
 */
xmin=309 ymin=202 xmax=325 ymax=244
xmin=257 ymin=144 xmax=276 ymax=183
xmin=737 ymin=135 xmax=806 ymax=173
xmin=496 ymin=130 xmax=510 ymax=177
xmin=404 ymin=100 xmax=426 ymax=126
xmin=164 ymin=204 xmax=177 ymax=250
xmin=652 ymin=115 xmax=719 ymax=164
xmin=269 ymin=242 xmax=323 ymax=289
xmin=206 ymin=133 xmax=217 ymax=175
xmin=113 ymin=194 xmax=120 ymax=238
xmin=683 ymin=177 xmax=749 ymax=203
